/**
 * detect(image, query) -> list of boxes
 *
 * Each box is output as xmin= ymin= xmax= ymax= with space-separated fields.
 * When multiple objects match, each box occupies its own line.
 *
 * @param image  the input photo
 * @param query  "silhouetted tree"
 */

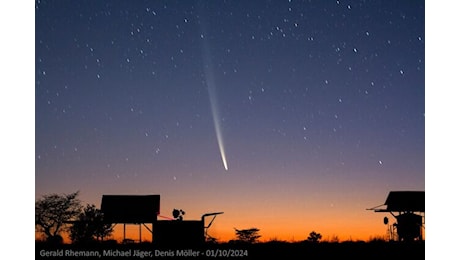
xmin=35 ymin=191 xmax=82 ymax=242
xmin=69 ymin=204 xmax=113 ymax=244
xmin=234 ymin=228 xmax=261 ymax=243
xmin=307 ymin=231 xmax=322 ymax=243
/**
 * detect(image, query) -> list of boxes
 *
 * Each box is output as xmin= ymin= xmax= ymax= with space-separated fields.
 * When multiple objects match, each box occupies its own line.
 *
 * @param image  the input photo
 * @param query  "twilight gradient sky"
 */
xmin=35 ymin=0 xmax=424 ymax=242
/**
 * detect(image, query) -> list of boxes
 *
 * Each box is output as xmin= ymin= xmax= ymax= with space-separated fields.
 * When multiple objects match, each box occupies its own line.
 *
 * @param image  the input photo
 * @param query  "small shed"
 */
xmin=101 ymin=194 xmax=160 ymax=242
xmin=369 ymin=191 xmax=425 ymax=241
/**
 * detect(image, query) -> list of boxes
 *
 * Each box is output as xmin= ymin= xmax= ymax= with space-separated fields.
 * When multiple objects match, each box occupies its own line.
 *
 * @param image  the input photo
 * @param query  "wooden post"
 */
xmin=123 ymin=223 xmax=126 ymax=242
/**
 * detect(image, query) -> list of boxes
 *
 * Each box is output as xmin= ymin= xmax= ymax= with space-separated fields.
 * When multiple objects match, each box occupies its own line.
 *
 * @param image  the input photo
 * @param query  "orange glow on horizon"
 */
xmin=35 ymin=185 xmax=425 ymax=244
xmin=35 ymin=172 xmax=424 ymax=244
xmin=36 ymin=213 xmax=411 ymax=244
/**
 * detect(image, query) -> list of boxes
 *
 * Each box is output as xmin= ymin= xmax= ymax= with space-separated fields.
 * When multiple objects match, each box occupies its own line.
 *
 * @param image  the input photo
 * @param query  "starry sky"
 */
xmin=35 ymin=0 xmax=424 ymax=242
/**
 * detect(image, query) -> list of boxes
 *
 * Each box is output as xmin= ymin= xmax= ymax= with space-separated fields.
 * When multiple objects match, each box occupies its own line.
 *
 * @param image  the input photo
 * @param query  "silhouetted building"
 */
xmin=369 ymin=191 xmax=425 ymax=241
xmin=101 ymin=195 xmax=160 ymax=224
xmin=101 ymin=195 xmax=160 ymax=242
xmin=100 ymin=194 xmax=222 ymax=246
xmin=155 ymin=220 xmax=204 ymax=247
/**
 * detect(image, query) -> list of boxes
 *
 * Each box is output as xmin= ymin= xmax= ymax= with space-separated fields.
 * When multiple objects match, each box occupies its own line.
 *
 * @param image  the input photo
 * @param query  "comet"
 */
xmin=201 ymin=25 xmax=229 ymax=171
xmin=208 ymin=87 xmax=229 ymax=171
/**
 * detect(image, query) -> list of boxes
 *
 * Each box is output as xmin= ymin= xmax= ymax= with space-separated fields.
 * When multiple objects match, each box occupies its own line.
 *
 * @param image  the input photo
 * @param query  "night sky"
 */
xmin=35 ymin=0 xmax=424 ymax=242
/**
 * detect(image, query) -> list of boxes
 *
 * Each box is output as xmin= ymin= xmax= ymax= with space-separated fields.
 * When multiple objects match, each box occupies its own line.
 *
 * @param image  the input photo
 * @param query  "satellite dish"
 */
xmin=383 ymin=216 xmax=389 ymax=225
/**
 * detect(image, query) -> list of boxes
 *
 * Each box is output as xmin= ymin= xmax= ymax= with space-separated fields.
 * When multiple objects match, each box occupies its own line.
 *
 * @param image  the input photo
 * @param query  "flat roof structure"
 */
xmin=101 ymin=195 xmax=160 ymax=224
xmin=373 ymin=191 xmax=424 ymax=213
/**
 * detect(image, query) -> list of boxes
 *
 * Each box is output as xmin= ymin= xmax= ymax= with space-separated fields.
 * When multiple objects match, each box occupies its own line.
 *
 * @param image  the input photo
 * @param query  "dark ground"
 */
xmin=36 ymin=240 xmax=424 ymax=260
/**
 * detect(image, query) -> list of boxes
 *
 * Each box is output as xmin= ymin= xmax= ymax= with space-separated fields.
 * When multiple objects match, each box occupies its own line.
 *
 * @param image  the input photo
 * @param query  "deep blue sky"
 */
xmin=34 ymin=0 xmax=424 ymax=241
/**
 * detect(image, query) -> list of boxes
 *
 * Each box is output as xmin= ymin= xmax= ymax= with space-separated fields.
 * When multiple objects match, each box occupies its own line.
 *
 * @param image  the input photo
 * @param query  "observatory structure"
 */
xmin=100 ymin=194 xmax=222 ymax=246
xmin=368 ymin=191 xmax=424 ymax=241
xmin=100 ymin=195 xmax=159 ymax=243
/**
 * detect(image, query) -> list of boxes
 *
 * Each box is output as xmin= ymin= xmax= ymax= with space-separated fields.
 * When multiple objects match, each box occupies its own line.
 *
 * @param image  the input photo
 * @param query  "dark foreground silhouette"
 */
xmin=36 ymin=192 xmax=425 ymax=259
xmin=36 ymin=240 xmax=424 ymax=260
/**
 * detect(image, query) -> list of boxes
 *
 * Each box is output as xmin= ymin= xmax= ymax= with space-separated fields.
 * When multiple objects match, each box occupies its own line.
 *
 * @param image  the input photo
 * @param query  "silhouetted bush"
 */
xmin=307 ymin=231 xmax=322 ymax=243
xmin=69 ymin=204 xmax=113 ymax=244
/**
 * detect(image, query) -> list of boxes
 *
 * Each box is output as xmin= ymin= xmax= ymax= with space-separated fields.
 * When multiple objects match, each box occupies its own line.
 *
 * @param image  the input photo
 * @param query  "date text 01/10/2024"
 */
xmin=155 ymin=249 xmax=249 ymax=257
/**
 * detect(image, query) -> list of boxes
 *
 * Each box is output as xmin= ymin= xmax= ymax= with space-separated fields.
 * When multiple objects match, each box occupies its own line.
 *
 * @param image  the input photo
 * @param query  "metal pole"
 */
xmin=123 ymin=224 xmax=126 ymax=242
